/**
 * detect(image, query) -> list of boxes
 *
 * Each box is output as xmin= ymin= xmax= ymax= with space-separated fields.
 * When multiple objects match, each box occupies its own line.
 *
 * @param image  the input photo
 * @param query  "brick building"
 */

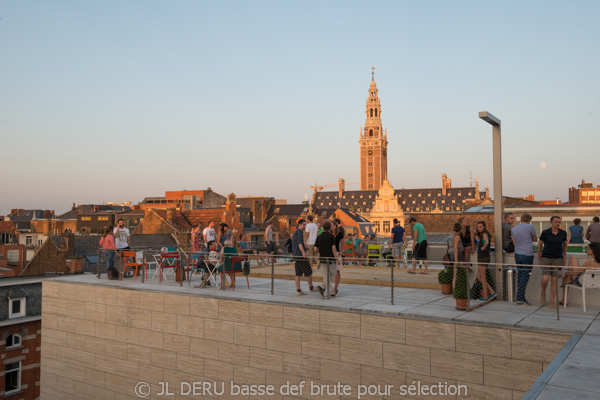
xmin=134 ymin=193 xmax=244 ymax=248
xmin=569 ymin=179 xmax=600 ymax=205
xmin=0 ymin=278 xmax=42 ymax=399
xmin=138 ymin=188 xmax=226 ymax=211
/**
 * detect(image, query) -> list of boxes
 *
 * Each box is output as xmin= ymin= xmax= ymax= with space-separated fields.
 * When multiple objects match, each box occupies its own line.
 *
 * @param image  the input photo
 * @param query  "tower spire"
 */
xmin=371 ymin=65 xmax=375 ymax=81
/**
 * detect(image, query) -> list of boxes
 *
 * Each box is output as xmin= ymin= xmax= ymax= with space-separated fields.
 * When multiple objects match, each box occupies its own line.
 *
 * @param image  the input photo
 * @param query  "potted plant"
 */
xmin=453 ymin=266 xmax=469 ymax=310
xmin=438 ymin=267 xmax=453 ymax=294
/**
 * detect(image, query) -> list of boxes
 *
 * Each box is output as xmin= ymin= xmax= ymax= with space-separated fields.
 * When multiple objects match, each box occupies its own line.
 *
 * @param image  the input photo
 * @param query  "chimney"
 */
xmin=60 ymin=233 xmax=75 ymax=257
xmin=447 ymin=178 xmax=452 ymax=188
xmin=441 ymin=174 xmax=448 ymax=196
xmin=93 ymin=205 xmax=99 ymax=212
xmin=338 ymin=178 xmax=345 ymax=198
xmin=166 ymin=208 xmax=175 ymax=223
xmin=72 ymin=203 xmax=76 ymax=211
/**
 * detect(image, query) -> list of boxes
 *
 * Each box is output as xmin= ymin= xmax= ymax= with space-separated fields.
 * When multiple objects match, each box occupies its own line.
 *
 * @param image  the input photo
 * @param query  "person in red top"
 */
xmin=99 ymin=225 xmax=116 ymax=273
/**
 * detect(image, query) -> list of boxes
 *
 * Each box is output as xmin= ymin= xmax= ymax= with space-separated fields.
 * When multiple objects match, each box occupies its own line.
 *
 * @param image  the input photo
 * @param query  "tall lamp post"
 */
xmin=479 ymin=111 xmax=504 ymax=299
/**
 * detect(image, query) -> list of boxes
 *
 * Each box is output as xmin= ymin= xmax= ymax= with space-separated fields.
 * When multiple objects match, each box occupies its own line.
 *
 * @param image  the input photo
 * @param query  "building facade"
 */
xmin=569 ymin=179 xmax=600 ymax=205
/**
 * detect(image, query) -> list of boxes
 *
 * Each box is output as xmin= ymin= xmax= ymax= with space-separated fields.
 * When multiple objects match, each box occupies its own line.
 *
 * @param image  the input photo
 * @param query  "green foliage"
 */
xmin=453 ymin=266 xmax=468 ymax=299
xmin=438 ymin=267 xmax=453 ymax=284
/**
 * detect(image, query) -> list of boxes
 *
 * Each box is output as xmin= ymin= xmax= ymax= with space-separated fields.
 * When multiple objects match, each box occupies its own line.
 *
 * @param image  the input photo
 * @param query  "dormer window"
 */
xmin=6 ymin=334 xmax=22 ymax=349
xmin=9 ymin=298 xmax=26 ymax=319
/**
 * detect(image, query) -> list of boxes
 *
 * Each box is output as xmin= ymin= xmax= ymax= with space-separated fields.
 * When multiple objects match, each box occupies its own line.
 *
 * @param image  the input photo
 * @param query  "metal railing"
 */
xmin=93 ymin=243 xmax=596 ymax=320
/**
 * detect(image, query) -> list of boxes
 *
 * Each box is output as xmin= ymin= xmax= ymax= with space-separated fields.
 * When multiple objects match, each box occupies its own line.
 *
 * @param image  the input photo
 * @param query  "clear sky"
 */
xmin=1 ymin=0 xmax=599 ymax=215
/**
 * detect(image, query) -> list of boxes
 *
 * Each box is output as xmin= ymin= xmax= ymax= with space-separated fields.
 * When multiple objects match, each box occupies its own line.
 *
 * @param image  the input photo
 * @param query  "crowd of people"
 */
xmin=98 ymin=213 xmax=600 ymax=307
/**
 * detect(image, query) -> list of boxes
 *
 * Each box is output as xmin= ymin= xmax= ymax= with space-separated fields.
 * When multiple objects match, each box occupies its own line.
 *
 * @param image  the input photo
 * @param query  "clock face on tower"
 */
xmin=367 ymin=149 xmax=374 ymax=156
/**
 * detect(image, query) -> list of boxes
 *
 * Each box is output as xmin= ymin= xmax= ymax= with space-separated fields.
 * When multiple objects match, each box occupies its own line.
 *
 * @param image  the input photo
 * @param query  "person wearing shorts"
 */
xmin=304 ymin=215 xmax=318 ymax=266
xmin=292 ymin=219 xmax=313 ymax=295
xmin=409 ymin=217 xmax=429 ymax=274
xmin=538 ymin=216 xmax=568 ymax=309
xmin=389 ymin=218 xmax=406 ymax=268
xmin=264 ymin=221 xmax=276 ymax=262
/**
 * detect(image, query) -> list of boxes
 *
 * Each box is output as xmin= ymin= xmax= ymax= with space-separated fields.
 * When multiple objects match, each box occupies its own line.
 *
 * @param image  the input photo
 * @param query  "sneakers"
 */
xmin=309 ymin=286 xmax=314 ymax=292
xmin=489 ymin=292 xmax=497 ymax=300
xmin=517 ymin=299 xmax=530 ymax=306
xmin=478 ymin=297 xmax=487 ymax=302
xmin=540 ymin=293 xmax=546 ymax=305
xmin=296 ymin=290 xmax=306 ymax=296
xmin=317 ymin=286 xmax=324 ymax=298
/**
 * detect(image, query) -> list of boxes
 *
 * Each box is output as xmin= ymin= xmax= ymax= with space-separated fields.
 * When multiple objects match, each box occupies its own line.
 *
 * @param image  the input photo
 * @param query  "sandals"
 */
xmin=407 ymin=270 xmax=417 ymax=274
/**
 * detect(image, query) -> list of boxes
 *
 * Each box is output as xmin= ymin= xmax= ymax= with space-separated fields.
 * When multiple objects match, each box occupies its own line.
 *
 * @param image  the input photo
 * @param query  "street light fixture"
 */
xmin=479 ymin=111 xmax=504 ymax=299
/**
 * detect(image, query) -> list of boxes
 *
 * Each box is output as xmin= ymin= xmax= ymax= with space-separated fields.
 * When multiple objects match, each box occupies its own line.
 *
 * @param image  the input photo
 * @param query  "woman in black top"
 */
xmin=475 ymin=221 xmax=495 ymax=301
xmin=332 ymin=219 xmax=344 ymax=295
xmin=459 ymin=217 xmax=475 ymax=263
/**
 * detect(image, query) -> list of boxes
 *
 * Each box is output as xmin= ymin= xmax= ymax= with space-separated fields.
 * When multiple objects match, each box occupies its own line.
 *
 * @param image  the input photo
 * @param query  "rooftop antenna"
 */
xmin=371 ymin=65 xmax=375 ymax=81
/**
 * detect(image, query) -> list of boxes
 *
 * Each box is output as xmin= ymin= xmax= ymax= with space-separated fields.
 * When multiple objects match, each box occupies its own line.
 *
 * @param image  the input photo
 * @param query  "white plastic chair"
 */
xmin=564 ymin=270 xmax=600 ymax=312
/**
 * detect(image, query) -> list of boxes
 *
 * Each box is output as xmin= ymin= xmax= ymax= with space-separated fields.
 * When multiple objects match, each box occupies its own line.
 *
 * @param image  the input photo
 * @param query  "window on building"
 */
xmin=370 ymin=108 xmax=373 ymax=117
xmin=452 ymin=200 xmax=455 ymax=203
xmin=418 ymin=193 xmax=421 ymax=197
xmin=81 ymin=216 xmax=91 ymax=221
xmin=428 ymin=193 xmax=431 ymax=197
xmin=374 ymin=221 xmax=381 ymax=232
xmin=5 ymin=361 xmax=21 ymax=395
xmin=98 ymin=216 xmax=109 ymax=221
xmin=26 ymin=236 xmax=32 ymax=245
xmin=375 ymin=108 xmax=378 ymax=117
xmin=383 ymin=221 xmax=390 ymax=233
xmin=7 ymin=250 xmax=19 ymax=263
xmin=442 ymin=200 xmax=445 ymax=204
xmin=6 ymin=334 xmax=22 ymax=349
xmin=408 ymin=193 xmax=412 ymax=197
xmin=369 ymin=129 xmax=373 ymax=136
xmin=9 ymin=298 xmax=25 ymax=319
xmin=37 ymin=239 xmax=44 ymax=246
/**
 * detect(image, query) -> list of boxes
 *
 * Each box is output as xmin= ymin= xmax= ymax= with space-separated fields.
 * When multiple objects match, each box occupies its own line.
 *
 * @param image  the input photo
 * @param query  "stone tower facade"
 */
xmin=359 ymin=69 xmax=388 ymax=191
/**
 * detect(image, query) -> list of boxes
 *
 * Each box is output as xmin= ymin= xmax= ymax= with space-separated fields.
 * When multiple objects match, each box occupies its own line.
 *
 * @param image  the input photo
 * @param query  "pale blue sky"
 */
xmin=1 ymin=1 xmax=599 ymax=215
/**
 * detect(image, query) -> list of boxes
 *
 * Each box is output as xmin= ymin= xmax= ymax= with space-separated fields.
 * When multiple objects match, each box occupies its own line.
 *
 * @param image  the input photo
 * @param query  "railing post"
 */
xmin=142 ymin=250 xmax=146 ymax=283
xmin=179 ymin=250 xmax=183 ymax=287
xmin=391 ymin=258 xmax=394 ymax=305
xmin=556 ymin=266 xmax=560 ymax=320
xmin=270 ymin=257 xmax=274 ymax=295
xmin=466 ymin=265 xmax=471 ymax=312
xmin=97 ymin=249 xmax=101 ymax=279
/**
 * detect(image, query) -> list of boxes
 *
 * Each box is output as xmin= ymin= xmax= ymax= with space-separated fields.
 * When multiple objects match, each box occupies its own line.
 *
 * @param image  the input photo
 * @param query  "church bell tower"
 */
xmin=359 ymin=67 xmax=388 ymax=191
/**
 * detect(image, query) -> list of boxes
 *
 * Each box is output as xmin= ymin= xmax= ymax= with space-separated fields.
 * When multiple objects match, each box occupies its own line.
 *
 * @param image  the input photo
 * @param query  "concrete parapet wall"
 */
xmin=40 ymin=281 xmax=571 ymax=400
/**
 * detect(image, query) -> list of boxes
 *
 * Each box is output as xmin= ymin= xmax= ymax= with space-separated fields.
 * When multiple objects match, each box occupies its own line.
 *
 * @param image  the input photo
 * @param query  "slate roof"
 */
xmin=314 ymin=187 xmax=486 ymax=213
xmin=8 ymin=209 xmax=55 ymax=221
xmin=58 ymin=205 xmax=132 ymax=220
xmin=265 ymin=204 xmax=309 ymax=221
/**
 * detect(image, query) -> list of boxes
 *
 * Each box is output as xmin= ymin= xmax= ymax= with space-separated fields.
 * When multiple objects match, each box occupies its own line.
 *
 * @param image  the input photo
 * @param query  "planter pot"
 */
xmin=441 ymin=284 xmax=452 ymax=294
xmin=455 ymin=298 xmax=468 ymax=310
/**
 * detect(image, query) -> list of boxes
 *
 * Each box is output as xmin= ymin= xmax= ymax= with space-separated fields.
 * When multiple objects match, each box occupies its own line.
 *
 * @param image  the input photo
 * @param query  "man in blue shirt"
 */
xmin=512 ymin=213 xmax=538 ymax=305
xmin=538 ymin=216 xmax=568 ymax=309
xmin=389 ymin=218 xmax=406 ymax=268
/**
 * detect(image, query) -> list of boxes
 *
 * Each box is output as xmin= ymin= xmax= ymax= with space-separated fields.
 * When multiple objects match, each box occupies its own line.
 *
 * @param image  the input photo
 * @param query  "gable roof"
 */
xmin=0 ymin=221 xmax=16 ymax=233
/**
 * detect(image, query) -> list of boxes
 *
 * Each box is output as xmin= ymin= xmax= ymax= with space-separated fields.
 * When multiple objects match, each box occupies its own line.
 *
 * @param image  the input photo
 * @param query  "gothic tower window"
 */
xmin=375 ymin=108 xmax=378 ymax=117
xmin=370 ymin=108 xmax=373 ymax=117
xmin=369 ymin=129 xmax=373 ymax=136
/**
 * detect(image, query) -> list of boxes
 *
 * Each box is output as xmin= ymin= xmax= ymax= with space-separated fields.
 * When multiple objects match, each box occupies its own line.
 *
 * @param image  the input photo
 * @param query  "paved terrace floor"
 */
xmin=52 ymin=270 xmax=600 ymax=399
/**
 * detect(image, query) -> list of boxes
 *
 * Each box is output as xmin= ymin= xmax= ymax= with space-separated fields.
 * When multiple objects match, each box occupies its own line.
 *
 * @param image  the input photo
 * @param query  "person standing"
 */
xmin=475 ymin=221 xmax=495 ymax=301
xmin=586 ymin=216 xmax=600 ymax=244
xmin=408 ymin=217 xmax=429 ymax=274
xmin=389 ymin=218 xmax=406 ymax=268
xmin=568 ymin=219 xmax=584 ymax=244
xmin=203 ymin=221 xmax=216 ymax=248
xmin=502 ymin=212 xmax=516 ymax=253
xmin=304 ymin=215 xmax=319 ymax=267
xmin=99 ymin=225 xmax=117 ymax=278
xmin=264 ymin=221 xmax=275 ymax=262
xmin=333 ymin=219 xmax=345 ymax=294
xmin=292 ymin=219 xmax=313 ymax=295
xmin=113 ymin=219 xmax=130 ymax=250
xmin=538 ymin=216 xmax=568 ymax=309
xmin=191 ymin=224 xmax=201 ymax=252
xmin=459 ymin=217 xmax=475 ymax=263
xmin=512 ymin=213 xmax=538 ymax=305
xmin=314 ymin=221 xmax=338 ymax=298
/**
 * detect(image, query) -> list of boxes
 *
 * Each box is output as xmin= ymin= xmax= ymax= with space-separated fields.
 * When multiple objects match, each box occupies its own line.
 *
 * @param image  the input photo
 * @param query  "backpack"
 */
xmin=243 ymin=261 xmax=250 ymax=275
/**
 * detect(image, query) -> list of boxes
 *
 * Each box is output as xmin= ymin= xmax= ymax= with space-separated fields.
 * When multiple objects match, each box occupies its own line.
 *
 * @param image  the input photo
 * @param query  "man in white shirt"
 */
xmin=113 ymin=219 xmax=130 ymax=250
xmin=203 ymin=221 xmax=216 ymax=247
xmin=304 ymin=215 xmax=319 ymax=266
